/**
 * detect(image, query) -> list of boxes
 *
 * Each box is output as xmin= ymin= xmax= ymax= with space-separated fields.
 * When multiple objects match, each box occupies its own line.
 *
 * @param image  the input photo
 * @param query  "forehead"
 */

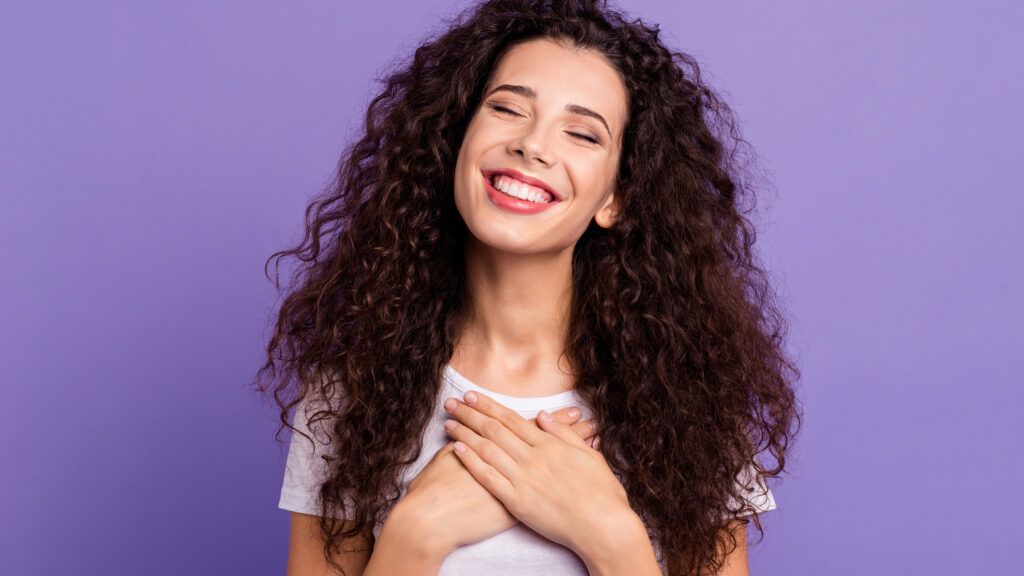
xmin=485 ymin=38 xmax=628 ymax=131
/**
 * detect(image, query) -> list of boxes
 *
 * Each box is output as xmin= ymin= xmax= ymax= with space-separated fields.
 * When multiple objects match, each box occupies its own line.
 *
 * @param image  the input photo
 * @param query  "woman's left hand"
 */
xmin=441 ymin=390 xmax=636 ymax=555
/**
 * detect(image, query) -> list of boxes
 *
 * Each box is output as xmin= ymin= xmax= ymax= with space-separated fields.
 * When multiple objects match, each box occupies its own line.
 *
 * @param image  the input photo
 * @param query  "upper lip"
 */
xmin=482 ymin=168 xmax=563 ymax=201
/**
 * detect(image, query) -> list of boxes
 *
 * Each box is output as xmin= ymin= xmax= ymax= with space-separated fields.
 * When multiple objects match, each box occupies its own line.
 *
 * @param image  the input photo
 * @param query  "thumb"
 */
xmin=550 ymin=406 xmax=583 ymax=425
xmin=536 ymin=409 xmax=587 ymax=447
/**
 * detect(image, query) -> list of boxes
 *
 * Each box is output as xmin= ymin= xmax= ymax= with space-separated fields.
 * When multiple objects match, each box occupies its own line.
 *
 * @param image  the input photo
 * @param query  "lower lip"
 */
xmin=483 ymin=174 xmax=560 ymax=215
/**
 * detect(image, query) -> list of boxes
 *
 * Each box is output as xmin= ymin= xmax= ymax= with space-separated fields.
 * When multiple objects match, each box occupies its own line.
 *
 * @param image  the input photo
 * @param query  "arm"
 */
xmin=575 ymin=510 xmax=662 ymax=576
xmin=285 ymin=512 xmax=373 ymax=576
xmin=710 ymin=519 xmax=750 ymax=576
xmin=578 ymin=514 xmax=752 ymax=576
xmin=286 ymin=508 xmax=449 ymax=576
xmin=362 ymin=504 xmax=448 ymax=576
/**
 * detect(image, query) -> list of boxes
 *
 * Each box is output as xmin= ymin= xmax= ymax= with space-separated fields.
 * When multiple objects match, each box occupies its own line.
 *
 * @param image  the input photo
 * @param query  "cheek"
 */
xmin=459 ymin=116 xmax=490 ymax=152
xmin=569 ymin=166 xmax=612 ymax=203
xmin=455 ymin=129 xmax=486 ymax=177
xmin=454 ymin=143 xmax=480 ymax=194
xmin=590 ymin=160 xmax=619 ymax=199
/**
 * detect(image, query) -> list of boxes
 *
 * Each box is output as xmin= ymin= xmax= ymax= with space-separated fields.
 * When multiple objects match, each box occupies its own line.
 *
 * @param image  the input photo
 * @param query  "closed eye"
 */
xmin=487 ymin=103 xmax=520 ymax=117
xmin=485 ymin=102 xmax=601 ymax=145
xmin=568 ymin=131 xmax=600 ymax=144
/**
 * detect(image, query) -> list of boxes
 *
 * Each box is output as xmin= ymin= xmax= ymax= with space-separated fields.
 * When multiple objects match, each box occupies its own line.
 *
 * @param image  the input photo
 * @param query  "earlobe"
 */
xmin=594 ymin=193 xmax=619 ymax=229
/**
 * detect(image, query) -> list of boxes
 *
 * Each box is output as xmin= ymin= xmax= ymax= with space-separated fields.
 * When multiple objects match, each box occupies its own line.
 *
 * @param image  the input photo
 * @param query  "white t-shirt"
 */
xmin=278 ymin=363 xmax=777 ymax=575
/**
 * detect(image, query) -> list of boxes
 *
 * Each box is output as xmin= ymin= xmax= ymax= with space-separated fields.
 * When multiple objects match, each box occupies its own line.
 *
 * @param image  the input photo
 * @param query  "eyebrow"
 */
xmin=484 ymin=83 xmax=613 ymax=139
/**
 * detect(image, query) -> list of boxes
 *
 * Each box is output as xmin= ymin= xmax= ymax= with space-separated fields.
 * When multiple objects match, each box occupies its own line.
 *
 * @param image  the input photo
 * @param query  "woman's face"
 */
xmin=453 ymin=38 xmax=628 ymax=255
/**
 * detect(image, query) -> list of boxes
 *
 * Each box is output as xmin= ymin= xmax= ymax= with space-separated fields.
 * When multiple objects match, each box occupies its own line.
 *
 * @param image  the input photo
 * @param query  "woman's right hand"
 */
xmin=385 ymin=407 xmax=600 ymax=558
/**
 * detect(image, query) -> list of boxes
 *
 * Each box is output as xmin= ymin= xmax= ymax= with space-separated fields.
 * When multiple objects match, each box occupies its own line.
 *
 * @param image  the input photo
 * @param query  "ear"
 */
xmin=593 ymin=190 xmax=619 ymax=229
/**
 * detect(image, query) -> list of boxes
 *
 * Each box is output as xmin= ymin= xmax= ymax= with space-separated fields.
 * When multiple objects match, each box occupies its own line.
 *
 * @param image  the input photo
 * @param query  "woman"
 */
xmin=258 ymin=1 xmax=802 ymax=574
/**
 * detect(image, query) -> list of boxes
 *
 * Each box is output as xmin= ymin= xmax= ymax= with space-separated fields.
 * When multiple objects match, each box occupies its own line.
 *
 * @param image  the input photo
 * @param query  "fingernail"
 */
xmin=567 ymin=408 xmax=580 ymax=419
xmin=538 ymin=410 xmax=553 ymax=422
xmin=444 ymin=398 xmax=458 ymax=412
xmin=464 ymin=391 xmax=478 ymax=405
xmin=444 ymin=419 xmax=457 ymax=432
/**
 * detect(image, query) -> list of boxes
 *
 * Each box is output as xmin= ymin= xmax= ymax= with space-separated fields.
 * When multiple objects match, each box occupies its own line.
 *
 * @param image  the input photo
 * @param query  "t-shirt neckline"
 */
xmin=442 ymin=363 xmax=580 ymax=411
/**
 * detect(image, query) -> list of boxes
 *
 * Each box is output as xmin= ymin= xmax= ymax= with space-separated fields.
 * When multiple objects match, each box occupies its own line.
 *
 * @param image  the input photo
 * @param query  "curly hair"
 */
xmin=254 ymin=1 xmax=802 ymax=574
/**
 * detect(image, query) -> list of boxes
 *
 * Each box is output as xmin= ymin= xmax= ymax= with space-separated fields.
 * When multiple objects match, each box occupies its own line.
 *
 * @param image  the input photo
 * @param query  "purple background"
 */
xmin=3 ymin=1 xmax=1021 ymax=574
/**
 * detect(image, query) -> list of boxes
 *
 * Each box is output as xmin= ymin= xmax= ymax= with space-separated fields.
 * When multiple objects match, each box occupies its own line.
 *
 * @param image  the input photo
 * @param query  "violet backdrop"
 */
xmin=2 ymin=1 xmax=1021 ymax=574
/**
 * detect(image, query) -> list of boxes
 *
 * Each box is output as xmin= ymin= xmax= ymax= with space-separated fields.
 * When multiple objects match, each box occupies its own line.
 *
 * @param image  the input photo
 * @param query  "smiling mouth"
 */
xmin=482 ymin=167 xmax=563 ymax=203
xmin=481 ymin=172 xmax=561 ymax=214
xmin=488 ymin=173 xmax=556 ymax=204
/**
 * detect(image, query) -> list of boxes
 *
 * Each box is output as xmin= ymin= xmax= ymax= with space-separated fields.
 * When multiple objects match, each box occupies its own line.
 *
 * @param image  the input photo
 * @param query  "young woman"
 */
xmin=258 ymin=1 xmax=802 ymax=575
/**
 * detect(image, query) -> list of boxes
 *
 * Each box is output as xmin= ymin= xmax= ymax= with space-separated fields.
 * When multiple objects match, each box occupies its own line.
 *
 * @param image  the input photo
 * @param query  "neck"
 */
xmin=455 ymin=235 xmax=574 ymax=374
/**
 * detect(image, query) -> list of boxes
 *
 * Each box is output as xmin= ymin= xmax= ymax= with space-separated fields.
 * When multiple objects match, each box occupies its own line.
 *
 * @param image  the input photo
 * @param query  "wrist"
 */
xmin=381 ymin=502 xmax=454 ymax=562
xmin=576 ymin=509 xmax=661 ymax=576
xmin=366 ymin=520 xmax=446 ymax=575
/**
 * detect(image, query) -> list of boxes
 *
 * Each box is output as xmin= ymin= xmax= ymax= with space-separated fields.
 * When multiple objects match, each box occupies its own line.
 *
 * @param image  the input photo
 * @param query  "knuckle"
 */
xmin=479 ymin=441 xmax=499 ymax=461
xmin=496 ymin=412 xmax=517 ymax=428
xmin=519 ymin=451 xmax=540 ymax=470
xmin=532 ymin=435 xmax=553 ymax=449
xmin=481 ymin=419 xmax=503 ymax=437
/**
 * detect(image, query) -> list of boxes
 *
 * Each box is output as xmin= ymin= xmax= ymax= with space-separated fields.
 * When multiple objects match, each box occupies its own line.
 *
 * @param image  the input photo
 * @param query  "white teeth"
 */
xmin=492 ymin=174 xmax=553 ymax=203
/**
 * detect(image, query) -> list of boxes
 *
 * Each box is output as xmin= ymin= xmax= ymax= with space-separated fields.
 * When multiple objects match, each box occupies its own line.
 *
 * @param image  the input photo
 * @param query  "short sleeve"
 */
xmin=725 ymin=458 xmax=777 ymax=518
xmin=277 ymin=392 xmax=350 ymax=518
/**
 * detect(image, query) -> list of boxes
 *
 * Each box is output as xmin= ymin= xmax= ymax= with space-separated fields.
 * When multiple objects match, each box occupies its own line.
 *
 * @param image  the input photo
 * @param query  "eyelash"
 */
xmin=486 ymin=103 xmax=601 ymax=145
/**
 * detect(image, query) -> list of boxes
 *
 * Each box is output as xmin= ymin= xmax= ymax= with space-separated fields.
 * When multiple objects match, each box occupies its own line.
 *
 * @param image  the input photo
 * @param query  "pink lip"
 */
xmin=481 ymin=168 xmax=563 ymax=201
xmin=481 ymin=171 xmax=561 ymax=215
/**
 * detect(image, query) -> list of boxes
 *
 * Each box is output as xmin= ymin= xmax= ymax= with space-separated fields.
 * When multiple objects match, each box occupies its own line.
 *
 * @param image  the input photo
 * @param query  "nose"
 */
xmin=508 ymin=125 xmax=554 ymax=167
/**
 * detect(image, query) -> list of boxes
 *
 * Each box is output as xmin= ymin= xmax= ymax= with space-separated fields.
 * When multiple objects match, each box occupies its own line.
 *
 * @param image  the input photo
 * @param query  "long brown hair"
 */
xmin=255 ymin=1 xmax=802 ymax=573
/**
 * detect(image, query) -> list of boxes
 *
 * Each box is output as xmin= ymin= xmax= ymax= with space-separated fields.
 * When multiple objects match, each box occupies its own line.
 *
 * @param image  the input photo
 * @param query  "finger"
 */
xmin=551 ymin=406 xmax=582 ymax=424
xmin=529 ymin=407 xmax=579 ymax=431
xmin=450 ymin=441 xmax=514 ymax=504
xmin=570 ymin=418 xmax=598 ymax=442
xmin=446 ymin=391 xmax=548 ymax=454
xmin=443 ymin=416 xmax=520 ymax=481
xmin=444 ymin=395 xmax=532 ymax=462
xmin=535 ymin=409 xmax=588 ymax=447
